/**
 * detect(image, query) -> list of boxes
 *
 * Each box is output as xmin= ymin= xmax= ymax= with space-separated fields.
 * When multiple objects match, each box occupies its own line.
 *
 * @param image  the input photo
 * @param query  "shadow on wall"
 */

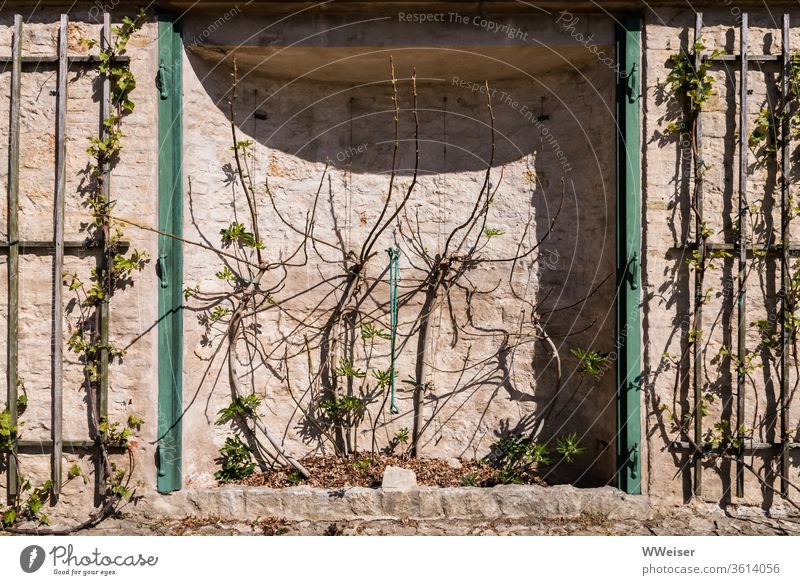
xmin=185 ymin=46 xmax=587 ymax=174
xmin=180 ymin=41 xmax=618 ymax=487
xmin=644 ymin=14 xmax=800 ymax=507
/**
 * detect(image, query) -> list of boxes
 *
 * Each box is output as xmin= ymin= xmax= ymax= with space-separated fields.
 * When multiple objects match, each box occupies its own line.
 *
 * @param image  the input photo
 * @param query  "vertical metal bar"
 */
xmin=693 ymin=11 xmax=704 ymax=497
xmin=780 ymin=13 xmax=791 ymax=497
xmin=736 ymin=13 xmax=749 ymax=499
xmin=99 ymin=12 xmax=111 ymax=423
xmin=5 ymin=14 xmax=23 ymax=503
xmin=52 ymin=14 xmax=68 ymax=495
xmin=615 ymin=17 xmax=643 ymax=495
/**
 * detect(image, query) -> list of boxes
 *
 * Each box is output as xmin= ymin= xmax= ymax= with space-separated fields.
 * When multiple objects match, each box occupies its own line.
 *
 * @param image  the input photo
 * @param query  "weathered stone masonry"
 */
xmin=2 ymin=1 xmax=799 ymax=516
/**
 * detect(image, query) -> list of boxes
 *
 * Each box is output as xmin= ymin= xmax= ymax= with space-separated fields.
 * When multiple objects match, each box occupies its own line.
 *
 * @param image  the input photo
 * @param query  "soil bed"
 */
xmin=232 ymin=454 xmax=544 ymax=489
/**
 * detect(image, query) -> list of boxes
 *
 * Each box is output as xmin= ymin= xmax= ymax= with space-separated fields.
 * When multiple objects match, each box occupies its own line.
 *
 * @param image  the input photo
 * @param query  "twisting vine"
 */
xmin=661 ymin=38 xmax=722 ymax=421
xmin=210 ymin=55 xmax=312 ymax=480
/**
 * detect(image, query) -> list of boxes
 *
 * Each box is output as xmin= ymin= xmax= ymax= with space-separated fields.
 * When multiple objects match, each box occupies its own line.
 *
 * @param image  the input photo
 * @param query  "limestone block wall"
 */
xmin=642 ymin=8 xmax=800 ymax=505
xmin=0 ymin=2 xmax=621 ymax=510
xmin=6 ymin=1 xmax=800 ymax=513
xmin=0 ymin=7 xmax=159 ymax=511
xmin=178 ymin=9 xmax=618 ymax=488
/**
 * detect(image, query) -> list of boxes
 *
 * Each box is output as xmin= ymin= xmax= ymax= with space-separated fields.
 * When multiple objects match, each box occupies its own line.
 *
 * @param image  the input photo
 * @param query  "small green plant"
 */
xmin=319 ymin=395 xmax=367 ymax=450
xmin=708 ymin=420 xmax=752 ymax=451
xmin=483 ymin=228 xmax=505 ymax=238
xmin=659 ymin=393 xmax=714 ymax=433
xmin=98 ymin=416 xmax=138 ymax=446
xmin=753 ymin=319 xmax=778 ymax=349
xmin=0 ymin=407 xmax=19 ymax=453
xmin=749 ymin=107 xmax=778 ymax=160
xmin=112 ymin=250 xmax=149 ymax=280
xmin=108 ymin=462 xmax=135 ymax=500
xmin=208 ymin=305 xmax=231 ymax=323
xmin=685 ymin=248 xmax=731 ymax=272
xmin=286 ymin=468 xmax=304 ymax=485
xmin=687 ymin=328 xmax=703 ymax=344
xmin=372 ymin=368 xmax=392 ymax=388
xmin=127 ymin=414 xmax=144 ymax=430
xmin=230 ymin=139 xmax=254 ymax=155
xmin=352 ymin=457 xmax=371 ymax=475
xmin=385 ymin=427 xmax=409 ymax=454
xmin=214 ymin=436 xmax=256 ymax=482
xmin=570 ymin=348 xmax=611 ymax=380
xmin=719 ymin=344 xmax=762 ymax=377
xmin=665 ymin=39 xmax=722 ymax=125
xmin=332 ymin=358 xmax=366 ymax=379
xmin=555 ymin=432 xmax=587 ymax=463
xmin=21 ymin=480 xmax=53 ymax=525
xmin=485 ymin=435 xmax=552 ymax=484
xmin=2 ymin=507 xmax=15 ymax=527
xmin=220 ymin=221 xmax=262 ymax=249
xmin=215 ymin=265 xmax=238 ymax=284
xmin=320 ymin=395 xmax=365 ymax=419
xmin=394 ymin=427 xmax=409 ymax=446
xmin=214 ymin=388 xmax=263 ymax=484
xmin=786 ymin=52 xmax=800 ymax=136
xmin=216 ymin=393 xmax=262 ymax=425
xmin=360 ymin=322 xmax=391 ymax=340
xmin=183 ymin=284 xmax=200 ymax=299
xmin=461 ymin=472 xmax=479 ymax=487
xmin=1 ymin=478 xmax=54 ymax=527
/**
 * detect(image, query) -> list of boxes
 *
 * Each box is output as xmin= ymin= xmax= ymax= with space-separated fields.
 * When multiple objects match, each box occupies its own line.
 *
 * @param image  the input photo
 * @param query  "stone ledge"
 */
xmin=134 ymin=485 xmax=651 ymax=522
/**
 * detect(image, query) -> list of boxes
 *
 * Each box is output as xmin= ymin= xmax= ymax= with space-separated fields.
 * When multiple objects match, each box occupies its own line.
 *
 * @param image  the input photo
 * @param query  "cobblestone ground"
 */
xmin=76 ymin=505 xmax=800 ymax=536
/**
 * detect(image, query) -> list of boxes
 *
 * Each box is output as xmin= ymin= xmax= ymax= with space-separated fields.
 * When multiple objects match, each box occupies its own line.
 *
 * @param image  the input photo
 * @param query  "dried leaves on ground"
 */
xmin=233 ymin=454 xmax=544 ymax=488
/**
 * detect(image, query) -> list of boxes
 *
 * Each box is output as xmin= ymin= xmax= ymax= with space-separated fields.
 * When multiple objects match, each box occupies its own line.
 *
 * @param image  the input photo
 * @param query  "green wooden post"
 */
xmin=615 ymin=17 xmax=642 ymax=495
xmin=156 ymin=14 xmax=183 ymax=493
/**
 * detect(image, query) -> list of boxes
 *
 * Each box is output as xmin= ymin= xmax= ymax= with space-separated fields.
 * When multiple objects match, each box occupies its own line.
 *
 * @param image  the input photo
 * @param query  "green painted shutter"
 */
xmin=615 ymin=17 xmax=642 ymax=495
xmin=156 ymin=14 xmax=183 ymax=493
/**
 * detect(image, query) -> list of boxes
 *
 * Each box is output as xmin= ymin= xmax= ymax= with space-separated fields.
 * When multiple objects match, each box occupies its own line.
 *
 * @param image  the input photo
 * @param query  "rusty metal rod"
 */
xmin=692 ymin=11 xmax=705 ymax=497
xmin=736 ymin=12 xmax=749 ymax=499
xmin=780 ymin=13 xmax=791 ymax=497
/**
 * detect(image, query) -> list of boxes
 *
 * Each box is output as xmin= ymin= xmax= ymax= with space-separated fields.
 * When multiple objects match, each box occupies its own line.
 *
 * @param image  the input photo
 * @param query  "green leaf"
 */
xmin=555 ymin=432 xmax=587 ymax=463
xmin=208 ymin=306 xmax=231 ymax=323
xmin=214 ymin=436 xmax=256 ymax=482
xmin=220 ymin=222 xmax=260 ymax=249
xmin=332 ymin=358 xmax=366 ymax=378
xmin=3 ymin=508 xmax=16 ymax=527
xmin=361 ymin=322 xmax=391 ymax=340
xmin=216 ymin=394 xmax=262 ymax=425
xmin=372 ymin=369 xmax=392 ymax=388
xmin=570 ymin=348 xmax=611 ymax=379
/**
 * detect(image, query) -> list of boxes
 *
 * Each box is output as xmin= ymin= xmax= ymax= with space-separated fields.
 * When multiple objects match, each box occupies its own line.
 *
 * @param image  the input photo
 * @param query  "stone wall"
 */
xmin=9 ymin=2 xmax=789 ymax=514
xmin=642 ymin=8 xmax=800 ymax=505
xmin=138 ymin=484 xmax=651 ymax=523
xmin=0 ymin=6 xmax=159 ymax=514
xmin=178 ymin=8 xmax=618 ymax=488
